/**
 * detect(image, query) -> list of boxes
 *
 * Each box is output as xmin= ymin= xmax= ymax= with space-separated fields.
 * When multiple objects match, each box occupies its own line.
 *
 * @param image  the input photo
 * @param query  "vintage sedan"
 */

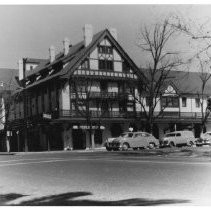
xmin=105 ymin=131 xmax=159 ymax=151
xmin=195 ymin=131 xmax=211 ymax=146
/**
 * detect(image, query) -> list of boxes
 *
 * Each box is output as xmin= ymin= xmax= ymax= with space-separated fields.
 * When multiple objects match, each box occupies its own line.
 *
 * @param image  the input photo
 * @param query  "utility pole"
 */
xmin=23 ymin=58 xmax=28 ymax=152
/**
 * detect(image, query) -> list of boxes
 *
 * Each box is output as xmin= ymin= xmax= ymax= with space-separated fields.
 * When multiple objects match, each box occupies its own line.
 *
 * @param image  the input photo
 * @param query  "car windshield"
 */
xmin=120 ymin=133 xmax=133 ymax=138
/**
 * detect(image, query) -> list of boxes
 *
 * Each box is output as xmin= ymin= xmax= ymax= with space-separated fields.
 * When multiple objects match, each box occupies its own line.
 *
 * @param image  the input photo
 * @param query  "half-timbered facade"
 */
xmin=8 ymin=25 xmax=143 ymax=151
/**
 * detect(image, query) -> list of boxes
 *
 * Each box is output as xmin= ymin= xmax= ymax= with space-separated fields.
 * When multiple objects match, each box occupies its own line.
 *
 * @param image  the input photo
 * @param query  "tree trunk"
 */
xmin=6 ymin=136 xmax=10 ymax=153
xmin=91 ymin=129 xmax=95 ymax=149
xmin=85 ymin=131 xmax=90 ymax=150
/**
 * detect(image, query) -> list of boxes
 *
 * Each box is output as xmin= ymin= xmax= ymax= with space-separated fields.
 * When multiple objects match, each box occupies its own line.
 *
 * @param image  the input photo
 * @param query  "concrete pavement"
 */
xmin=0 ymin=148 xmax=211 ymax=206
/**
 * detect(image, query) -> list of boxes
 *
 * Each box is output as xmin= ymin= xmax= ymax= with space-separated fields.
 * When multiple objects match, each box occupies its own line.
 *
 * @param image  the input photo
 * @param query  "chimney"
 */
xmin=109 ymin=28 xmax=117 ymax=40
xmin=83 ymin=24 xmax=93 ymax=47
xmin=18 ymin=59 xmax=24 ymax=80
xmin=49 ymin=45 xmax=55 ymax=63
xmin=63 ymin=38 xmax=70 ymax=56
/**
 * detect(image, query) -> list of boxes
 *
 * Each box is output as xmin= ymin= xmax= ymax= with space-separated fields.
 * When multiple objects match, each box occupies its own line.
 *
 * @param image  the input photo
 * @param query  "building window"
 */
xmin=182 ymin=97 xmax=187 ymax=107
xmin=195 ymin=98 xmax=200 ymax=108
xmin=161 ymin=96 xmax=179 ymax=108
xmin=30 ymin=65 xmax=33 ymax=70
xmin=98 ymin=46 xmax=113 ymax=54
xmin=207 ymin=98 xmax=211 ymax=109
xmin=99 ymin=60 xmax=113 ymax=70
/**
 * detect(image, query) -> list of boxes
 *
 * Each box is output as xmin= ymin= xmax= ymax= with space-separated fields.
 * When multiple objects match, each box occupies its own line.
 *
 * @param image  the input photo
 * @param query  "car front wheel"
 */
xmin=122 ymin=143 xmax=129 ymax=151
xmin=169 ymin=142 xmax=175 ymax=148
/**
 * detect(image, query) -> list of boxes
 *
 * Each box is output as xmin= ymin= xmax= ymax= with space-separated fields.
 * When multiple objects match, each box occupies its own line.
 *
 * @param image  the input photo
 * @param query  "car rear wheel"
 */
xmin=106 ymin=147 xmax=112 ymax=151
xmin=122 ymin=143 xmax=129 ymax=151
xmin=149 ymin=143 xmax=155 ymax=149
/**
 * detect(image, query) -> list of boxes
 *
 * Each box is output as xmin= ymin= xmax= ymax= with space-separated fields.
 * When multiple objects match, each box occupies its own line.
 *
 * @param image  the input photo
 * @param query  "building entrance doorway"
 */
xmin=72 ymin=129 xmax=86 ymax=150
xmin=110 ymin=123 xmax=123 ymax=137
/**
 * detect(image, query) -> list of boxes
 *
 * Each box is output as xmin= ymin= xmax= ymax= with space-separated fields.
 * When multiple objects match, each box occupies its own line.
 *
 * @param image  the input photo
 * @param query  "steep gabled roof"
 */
xmin=60 ymin=29 xmax=144 ymax=80
xmin=25 ymin=31 xmax=103 ymax=81
xmin=24 ymin=29 xmax=144 ymax=89
xmin=141 ymin=68 xmax=211 ymax=96
xmin=168 ymin=70 xmax=211 ymax=96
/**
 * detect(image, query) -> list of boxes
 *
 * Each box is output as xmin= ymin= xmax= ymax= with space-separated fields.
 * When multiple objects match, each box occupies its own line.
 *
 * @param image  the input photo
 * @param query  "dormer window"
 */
xmin=49 ymin=69 xmax=55 ymax=75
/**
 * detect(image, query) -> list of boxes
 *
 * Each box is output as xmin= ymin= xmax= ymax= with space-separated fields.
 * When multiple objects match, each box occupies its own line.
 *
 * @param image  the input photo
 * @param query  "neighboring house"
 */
xmin=7 ymin=25 xmax=143 ymax=152
xmin=0 ymin=68 xmax=19 ymax=151
xmin=137 ymin=70 xmax=211 ymax=138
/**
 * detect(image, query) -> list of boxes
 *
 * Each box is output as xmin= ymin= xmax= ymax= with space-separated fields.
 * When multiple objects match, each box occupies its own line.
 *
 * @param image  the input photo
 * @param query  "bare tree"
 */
xmin=136 ymin=18 xmax=182 ymax=133
xmin=169 ymin=15 xmax=211 ymax=134
xmin=196 ymin=57 xmax=211 ymax=134
xmin=0 ymin=80 xmax=16 ymax=152
xmin=71 ymin=77 xmax=108 ymax=149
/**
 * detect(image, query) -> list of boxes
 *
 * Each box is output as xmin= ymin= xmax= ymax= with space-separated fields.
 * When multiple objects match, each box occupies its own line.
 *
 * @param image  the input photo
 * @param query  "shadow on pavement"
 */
xmin=0 ymin=192 xmax=190 ymax=206
xmin=0 ymin=193 xmax=27 ymax=205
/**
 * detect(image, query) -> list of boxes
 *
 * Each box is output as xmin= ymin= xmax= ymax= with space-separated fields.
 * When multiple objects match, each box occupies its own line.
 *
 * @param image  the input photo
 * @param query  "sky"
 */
xmin=1 ymin=4 xmax=211 ymax=70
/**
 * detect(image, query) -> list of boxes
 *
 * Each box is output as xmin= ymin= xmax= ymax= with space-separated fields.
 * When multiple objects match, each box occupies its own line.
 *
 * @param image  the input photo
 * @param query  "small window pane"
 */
xmin=195 ymin=98 xmax=200 ymax=108
xmin=182 ymin=97 xmax=187 ymax=107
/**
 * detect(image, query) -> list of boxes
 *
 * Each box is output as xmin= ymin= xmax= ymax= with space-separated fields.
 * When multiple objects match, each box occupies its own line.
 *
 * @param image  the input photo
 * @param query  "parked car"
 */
xmin=105 ymin=131 xmax=159 ymax=151
xmin=195 ymin=132 xmax=211 ymax=146
xmin=160 ymin=130 xmax=196 ymax=148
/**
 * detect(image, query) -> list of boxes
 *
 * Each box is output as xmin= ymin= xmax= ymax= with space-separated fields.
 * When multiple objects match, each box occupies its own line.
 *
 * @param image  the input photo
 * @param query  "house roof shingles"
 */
xmin=141 ymin=69 xmax=211 ymax=96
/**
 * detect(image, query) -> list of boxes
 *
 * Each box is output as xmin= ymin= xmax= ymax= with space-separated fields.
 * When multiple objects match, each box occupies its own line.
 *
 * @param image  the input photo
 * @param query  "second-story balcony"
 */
xmin=71 ymin=91 xmax=131 ymax=100
xmin=54 ymin=109 xmax=136 ymax=119
xmin=138 ymin=111 xmax=211 ymax=122
xmin=73 ymin=69 xmax=138 ymax=80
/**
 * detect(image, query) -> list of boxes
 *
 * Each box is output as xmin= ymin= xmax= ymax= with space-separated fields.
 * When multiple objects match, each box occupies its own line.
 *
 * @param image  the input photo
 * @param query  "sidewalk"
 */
xmin=0 ymin=147 xmax=107 ymax=156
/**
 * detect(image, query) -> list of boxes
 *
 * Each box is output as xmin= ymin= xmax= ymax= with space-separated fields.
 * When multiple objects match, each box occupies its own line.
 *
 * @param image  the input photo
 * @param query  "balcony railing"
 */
xmin=71 ymin=91 xmax=130 ymax=99
xmin=138 ymin=111 xmax=211 ymax=119
xmin=73 ymin=69 xmax=138 ymax=80
xmin=54 ymin=110 xmax=136 ymax=119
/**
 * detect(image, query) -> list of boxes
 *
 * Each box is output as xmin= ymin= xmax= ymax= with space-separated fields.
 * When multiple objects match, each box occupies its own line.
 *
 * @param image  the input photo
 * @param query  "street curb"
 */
xmin=1 ymin=147 xmax=107 ymax=155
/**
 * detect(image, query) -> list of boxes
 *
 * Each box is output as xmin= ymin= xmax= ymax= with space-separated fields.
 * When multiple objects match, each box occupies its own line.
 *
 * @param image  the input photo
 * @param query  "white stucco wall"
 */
xmin=114 ymin=61 xmax=122 ymax=72
xmin=61 ymin=82 xmax=70 ymax=110
xmin=89 ymin=48 xmax=98 ymax=70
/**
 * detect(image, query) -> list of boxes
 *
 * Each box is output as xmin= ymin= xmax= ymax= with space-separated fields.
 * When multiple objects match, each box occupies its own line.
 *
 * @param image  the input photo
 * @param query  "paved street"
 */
xmin=0 ymin=148 xmax=211 ymax=206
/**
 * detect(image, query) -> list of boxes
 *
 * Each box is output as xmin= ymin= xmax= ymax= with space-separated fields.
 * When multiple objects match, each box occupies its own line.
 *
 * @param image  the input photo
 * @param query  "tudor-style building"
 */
xmin=6 ymin=25 xmax=211 ymax=152
xmin=137 ymin=70 xmax=211 ymax=138
xmin=8 ymin=25 xmax=143 ymax=152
